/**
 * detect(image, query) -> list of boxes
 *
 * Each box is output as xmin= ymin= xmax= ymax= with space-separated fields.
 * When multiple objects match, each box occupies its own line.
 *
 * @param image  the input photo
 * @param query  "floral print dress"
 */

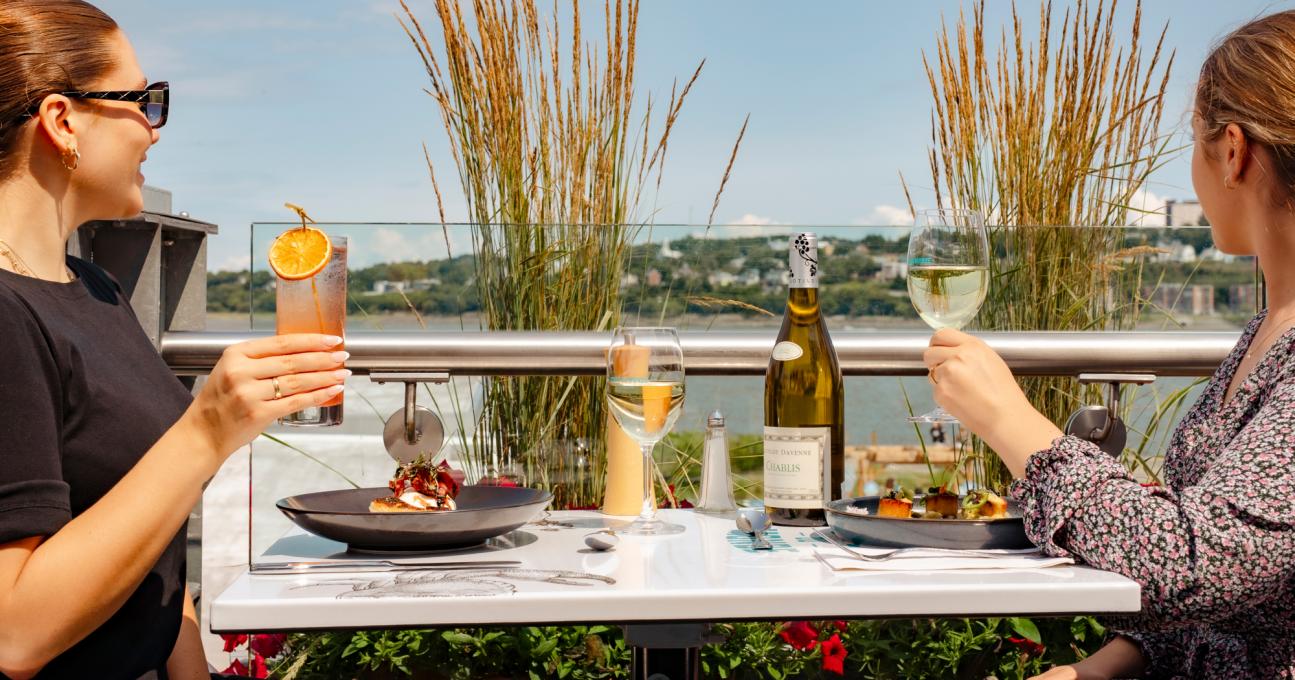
xmin=1010 ymin=310 xmax=1295 ymax=679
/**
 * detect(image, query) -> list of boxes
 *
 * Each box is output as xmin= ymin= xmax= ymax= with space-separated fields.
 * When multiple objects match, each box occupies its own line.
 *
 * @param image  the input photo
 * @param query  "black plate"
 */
xmin=276 ymin=485 xmax=552 ymax=552
xmin=824 ymin=496 xmax=1033 ymax=550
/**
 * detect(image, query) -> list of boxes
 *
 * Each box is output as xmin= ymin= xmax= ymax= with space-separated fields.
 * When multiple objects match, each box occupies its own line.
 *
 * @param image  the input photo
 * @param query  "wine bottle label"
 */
xmin=788 ymin=232 xmax=818 ymax=288
xmin=770 ymin=341 xmax=803 ymax=361
xmin=763 ymin=425 xmax=830 ymax=509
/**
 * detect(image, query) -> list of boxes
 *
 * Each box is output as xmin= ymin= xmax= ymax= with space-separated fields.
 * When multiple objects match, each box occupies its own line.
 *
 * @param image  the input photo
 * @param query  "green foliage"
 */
xmin=274 ymin=626 xmax=629 ymax=680
xmin=272 ymin=617 xmax=1107 ymax=679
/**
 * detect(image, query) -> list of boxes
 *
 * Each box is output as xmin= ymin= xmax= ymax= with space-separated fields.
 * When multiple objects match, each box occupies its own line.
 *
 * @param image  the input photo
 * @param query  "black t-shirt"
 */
xmin=0 ymin=256 xmax=192 ymax=679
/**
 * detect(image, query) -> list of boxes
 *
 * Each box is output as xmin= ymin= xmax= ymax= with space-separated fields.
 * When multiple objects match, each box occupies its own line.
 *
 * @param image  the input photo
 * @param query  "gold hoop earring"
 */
xmin=61 ymin=147 xmax=79 ymax=171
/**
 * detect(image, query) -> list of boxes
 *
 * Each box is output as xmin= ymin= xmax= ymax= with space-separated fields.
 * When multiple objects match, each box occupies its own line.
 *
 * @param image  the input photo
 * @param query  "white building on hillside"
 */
xmin=1165 ymin=199 xmax=1205 ymax=227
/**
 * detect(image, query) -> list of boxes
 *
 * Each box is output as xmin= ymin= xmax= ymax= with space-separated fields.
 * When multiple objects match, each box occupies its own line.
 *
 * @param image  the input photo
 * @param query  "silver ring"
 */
xmin=272 ymin=377 xmax=282 ymax=400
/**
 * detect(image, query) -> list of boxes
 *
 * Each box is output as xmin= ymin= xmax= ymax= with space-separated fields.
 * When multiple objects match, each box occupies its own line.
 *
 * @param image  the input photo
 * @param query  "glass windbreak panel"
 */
xmin=233 ymin=222 xmax=1254 ymax=558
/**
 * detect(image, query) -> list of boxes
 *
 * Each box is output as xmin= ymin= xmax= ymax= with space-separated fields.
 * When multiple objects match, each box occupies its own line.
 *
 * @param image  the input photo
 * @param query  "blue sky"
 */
xmin=96 ymin=0 xmax=1291 ymax=272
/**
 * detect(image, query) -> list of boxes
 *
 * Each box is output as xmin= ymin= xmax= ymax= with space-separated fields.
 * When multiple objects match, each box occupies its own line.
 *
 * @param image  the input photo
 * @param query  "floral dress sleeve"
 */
xmin=1007 ymin=379 xmax=1295 ymax=634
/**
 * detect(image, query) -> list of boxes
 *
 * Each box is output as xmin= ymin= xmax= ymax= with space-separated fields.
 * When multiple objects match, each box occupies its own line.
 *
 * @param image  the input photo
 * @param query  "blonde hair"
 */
xmin=1197 ymin=10 xmax=1295 ymax=204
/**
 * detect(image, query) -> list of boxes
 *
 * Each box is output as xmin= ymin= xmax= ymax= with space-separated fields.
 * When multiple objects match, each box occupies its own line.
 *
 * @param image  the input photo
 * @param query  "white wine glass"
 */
xmin=606 ymin=327 xmax=686 ymax=536
xmin=906 ymin=208 xmax=990 ymax=424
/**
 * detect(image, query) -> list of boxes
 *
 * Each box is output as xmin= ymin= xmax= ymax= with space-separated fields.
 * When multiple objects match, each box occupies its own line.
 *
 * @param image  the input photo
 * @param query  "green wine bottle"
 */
xmin=763 ymin=232 xmax=845 ymax=526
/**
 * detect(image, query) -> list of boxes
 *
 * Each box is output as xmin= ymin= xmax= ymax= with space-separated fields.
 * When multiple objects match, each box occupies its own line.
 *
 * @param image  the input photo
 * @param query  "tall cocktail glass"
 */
xmin=276 ymin=236 xmax=347 ymax=426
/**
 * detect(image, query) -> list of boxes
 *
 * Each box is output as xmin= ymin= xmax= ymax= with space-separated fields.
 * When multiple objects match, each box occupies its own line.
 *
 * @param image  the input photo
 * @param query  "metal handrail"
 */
xmin=162 ymin=330 xmax=1238 ymax=377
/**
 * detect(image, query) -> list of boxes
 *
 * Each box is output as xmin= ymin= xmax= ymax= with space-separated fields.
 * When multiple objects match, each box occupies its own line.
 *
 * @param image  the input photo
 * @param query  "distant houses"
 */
xmin=364 ymin=278 xmax=440 ymax=295
xmin=1165 ymin=199 xmax=1206 ymax=227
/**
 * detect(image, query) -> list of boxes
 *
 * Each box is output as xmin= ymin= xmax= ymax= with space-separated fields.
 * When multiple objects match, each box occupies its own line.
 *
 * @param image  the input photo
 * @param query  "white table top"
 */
xmin=209 ymin=509 xmax=1140 ymax=633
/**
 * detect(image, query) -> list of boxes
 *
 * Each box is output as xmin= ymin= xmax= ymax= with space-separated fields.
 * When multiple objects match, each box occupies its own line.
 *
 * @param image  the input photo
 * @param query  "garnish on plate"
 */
xmin=922 ymin=484 xmax=961 ymax=519
xmin=369 ymin=456 xmax=461 ymax=513
xmin=877 ymin=486 xmax=914 ymax=518
xmin=958 ymin=488 xmax=1008 ymax=519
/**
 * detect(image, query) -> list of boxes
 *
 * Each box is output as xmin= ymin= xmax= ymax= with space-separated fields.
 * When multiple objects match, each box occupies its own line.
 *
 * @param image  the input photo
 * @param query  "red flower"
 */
xmin=778 ymin=620 xmax=819 ymax=651
xmin=833 ymin=620 xmax=848 ymax=632
xmin=1007 ymin=636 xmax=1046 ymax=656
xmin=220 ymin=633 xmax=247 ymax=653
xmin=250 ymin=652 xmax=269 ymax=678
xmin=220 ymin=659 xmax=248 ymax=676
xmin=250 ymin=633 xmax=287 ymax=658
xmin=820 ymin=633 xmax=847 ymax=675
xmin=476 ymin=473 xmax=520 ymax=488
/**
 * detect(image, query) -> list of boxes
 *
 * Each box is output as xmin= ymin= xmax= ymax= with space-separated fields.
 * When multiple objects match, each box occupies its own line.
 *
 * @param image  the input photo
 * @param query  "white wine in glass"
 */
xmin=906 ymin=208 xmax=990 ymax=424
xmin=606 ymin=327 xmax=686 ymax=536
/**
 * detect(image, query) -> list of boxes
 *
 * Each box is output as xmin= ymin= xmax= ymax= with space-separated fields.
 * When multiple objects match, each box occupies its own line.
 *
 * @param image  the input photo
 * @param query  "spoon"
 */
xmin=736 ymin=510 xmax=773 ymax=550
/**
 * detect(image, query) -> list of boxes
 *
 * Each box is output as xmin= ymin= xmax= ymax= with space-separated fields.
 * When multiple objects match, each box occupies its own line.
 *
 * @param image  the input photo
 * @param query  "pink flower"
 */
xmin=820 ymin=633 xmax=847 ymax=675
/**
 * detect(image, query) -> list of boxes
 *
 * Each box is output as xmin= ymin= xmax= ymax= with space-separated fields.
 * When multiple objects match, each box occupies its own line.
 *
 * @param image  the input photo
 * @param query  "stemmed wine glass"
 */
xmin=606 ymin=327 xmax=686 ymax=536
xmin=906 ymin=208 xmax=990 ymax=423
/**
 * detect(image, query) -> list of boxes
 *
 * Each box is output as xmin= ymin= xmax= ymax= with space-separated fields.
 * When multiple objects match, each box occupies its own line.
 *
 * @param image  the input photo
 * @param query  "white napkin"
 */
xmin=809 ymin=544 xmax=1074 ymax=571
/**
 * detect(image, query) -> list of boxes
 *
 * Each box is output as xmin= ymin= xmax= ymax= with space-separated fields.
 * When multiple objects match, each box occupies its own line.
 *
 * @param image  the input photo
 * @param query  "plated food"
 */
xmin=848 ymin=486 xmax=1009 ymax=520
xmin=277 ymin=485 xmax=554 ymax=552
xmin=825 ymin=493 xmax=1031 ymax=550
xmin=369 ymin=457 xmax=461 ymax=513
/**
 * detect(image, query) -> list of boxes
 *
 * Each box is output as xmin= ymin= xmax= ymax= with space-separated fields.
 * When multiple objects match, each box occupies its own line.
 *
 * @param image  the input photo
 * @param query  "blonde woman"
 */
xmin=0 ymin=2 xmax=348 ymax=677
xmin=927 ymin=11 xmax=1295 ymax=680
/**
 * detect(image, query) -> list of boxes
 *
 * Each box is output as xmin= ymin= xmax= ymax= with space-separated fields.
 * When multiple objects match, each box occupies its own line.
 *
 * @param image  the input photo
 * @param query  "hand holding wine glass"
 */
xmin=606 ymin=327 xmax=686 ymax=536
xmin=906 ymin=208 xmax=990 ymax=424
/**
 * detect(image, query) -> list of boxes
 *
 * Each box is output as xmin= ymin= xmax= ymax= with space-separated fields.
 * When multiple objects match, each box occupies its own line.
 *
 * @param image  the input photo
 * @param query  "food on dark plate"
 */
xmin=838 ymin=486 xmax=1011 ymax=522
xmin=921 ymin=486 xmax=960 ymax=519
xmin=368 ymin=456 xmax=461 ymax=513
xmin=958 ymin=488 xmax=1008 ymax=519
xmin=876 ymin=487 xmax=914 ymax=518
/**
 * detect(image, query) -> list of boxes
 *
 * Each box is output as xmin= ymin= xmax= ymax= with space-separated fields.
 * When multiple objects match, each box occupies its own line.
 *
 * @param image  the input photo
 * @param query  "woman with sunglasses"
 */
xmin=0 ymin=2 xmax=348 ymax=678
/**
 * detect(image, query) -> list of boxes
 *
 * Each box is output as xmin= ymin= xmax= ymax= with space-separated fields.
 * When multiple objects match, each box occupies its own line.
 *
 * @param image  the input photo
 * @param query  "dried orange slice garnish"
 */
xmin=268 ymin=203 xmax=332 ymax=280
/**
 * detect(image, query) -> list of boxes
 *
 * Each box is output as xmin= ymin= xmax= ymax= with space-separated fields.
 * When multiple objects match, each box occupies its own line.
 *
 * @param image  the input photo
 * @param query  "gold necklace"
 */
xmin=0 ymin=237 xmax=72 ymax=282
xmin=0 ymin=237 xmax=36 ymax=276
xmin=1244 ymin=310 xmax=1295 ymax=359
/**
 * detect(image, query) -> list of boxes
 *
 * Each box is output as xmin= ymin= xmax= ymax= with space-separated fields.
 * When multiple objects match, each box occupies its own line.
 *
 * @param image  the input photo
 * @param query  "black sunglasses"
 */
xmin=17 ymin=81 xmax=169 ymax=129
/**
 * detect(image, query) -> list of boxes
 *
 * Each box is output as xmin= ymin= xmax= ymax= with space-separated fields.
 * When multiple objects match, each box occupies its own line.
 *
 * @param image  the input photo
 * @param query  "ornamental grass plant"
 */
xmin=916 ymin=0 xmax=1178 ymax=491
xmin=398 ymin=0 xmax=711 ymax=508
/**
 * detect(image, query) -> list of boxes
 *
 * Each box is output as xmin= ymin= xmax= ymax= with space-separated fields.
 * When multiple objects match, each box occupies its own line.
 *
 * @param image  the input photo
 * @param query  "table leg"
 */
xmin=623 ymin=623 xmax=709 ymax=680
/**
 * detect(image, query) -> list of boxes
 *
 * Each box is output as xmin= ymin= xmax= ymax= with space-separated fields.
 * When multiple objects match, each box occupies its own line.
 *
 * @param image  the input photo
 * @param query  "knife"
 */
xmin=251 ymin=559 xmax=522 ymax=574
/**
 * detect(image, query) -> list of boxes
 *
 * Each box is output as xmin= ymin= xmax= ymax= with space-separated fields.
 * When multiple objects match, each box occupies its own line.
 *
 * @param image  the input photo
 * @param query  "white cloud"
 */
xmin=853 ymin=204 xmax=915 ymax=227
xmin=730 ymin=213 xmax=777 ymax=226
xmin=359 ymin=227 xmax=469 ymax=267
xmin=215 ymin=254 xmax=251 ymax=273
xmin=1126 ymin=188 xmax=1167 ymax=227
xmin=694 ymin=213 xmax=792 ymax=238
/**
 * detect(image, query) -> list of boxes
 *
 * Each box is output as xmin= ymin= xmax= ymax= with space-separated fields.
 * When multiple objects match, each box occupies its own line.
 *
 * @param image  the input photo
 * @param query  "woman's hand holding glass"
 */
xmin=923 ymin=327 xmax=1063 ymax=477
xmin=906 ymin=208 xmax=990 ymax=423
xmin=182 ymin=333 xmax=350 ymax=461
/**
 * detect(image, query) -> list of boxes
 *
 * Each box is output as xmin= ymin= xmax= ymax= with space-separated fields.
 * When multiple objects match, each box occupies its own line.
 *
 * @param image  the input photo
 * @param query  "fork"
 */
xmin=812 ymin=529 xmax=1036 ymax=561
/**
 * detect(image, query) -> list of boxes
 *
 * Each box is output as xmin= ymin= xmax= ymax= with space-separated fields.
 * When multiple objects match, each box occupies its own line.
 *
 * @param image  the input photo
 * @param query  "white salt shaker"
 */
xmin=696 ymin=410 xmax=738 ymax=515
